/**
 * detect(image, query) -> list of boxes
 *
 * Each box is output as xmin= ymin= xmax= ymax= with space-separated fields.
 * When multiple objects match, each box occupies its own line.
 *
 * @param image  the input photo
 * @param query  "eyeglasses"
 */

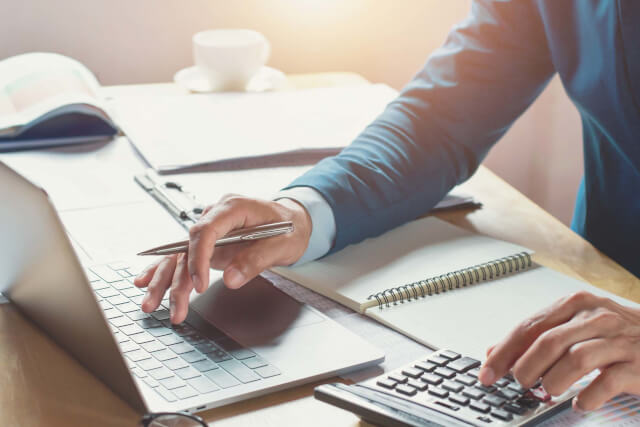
xmin=140 ymin=412 xmax=207 ymax=427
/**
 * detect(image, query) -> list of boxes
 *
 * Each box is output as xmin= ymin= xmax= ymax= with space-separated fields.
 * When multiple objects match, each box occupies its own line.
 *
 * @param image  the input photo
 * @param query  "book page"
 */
xmin=273 ymin=216 xmax=530 ymax=312
xmin=368 ymin=267 xmax=639 ymax=360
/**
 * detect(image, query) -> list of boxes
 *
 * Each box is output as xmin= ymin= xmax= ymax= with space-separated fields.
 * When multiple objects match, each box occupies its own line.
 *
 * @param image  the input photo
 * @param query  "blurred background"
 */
xmin=0 ymin=0 xmax=583 ymax=225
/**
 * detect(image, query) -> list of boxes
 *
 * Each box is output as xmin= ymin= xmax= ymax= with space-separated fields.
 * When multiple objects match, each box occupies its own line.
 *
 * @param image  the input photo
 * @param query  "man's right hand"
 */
xmin=133 ymin=194 xmax=313 ymax=324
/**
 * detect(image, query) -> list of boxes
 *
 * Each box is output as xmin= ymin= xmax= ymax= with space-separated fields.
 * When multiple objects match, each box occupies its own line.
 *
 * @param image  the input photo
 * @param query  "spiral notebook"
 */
xmin=273 ymin=217 xmax=634 ymax=359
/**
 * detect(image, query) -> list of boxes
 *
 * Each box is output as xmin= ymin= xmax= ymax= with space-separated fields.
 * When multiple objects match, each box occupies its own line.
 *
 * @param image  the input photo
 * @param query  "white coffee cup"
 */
xmin=193 ymin=29 xmax=271 ymax=92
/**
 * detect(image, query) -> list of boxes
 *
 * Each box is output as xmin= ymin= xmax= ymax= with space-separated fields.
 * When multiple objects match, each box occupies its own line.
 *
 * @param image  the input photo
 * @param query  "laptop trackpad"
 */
xmin=189 ymin=274 xmax=324 ymax=347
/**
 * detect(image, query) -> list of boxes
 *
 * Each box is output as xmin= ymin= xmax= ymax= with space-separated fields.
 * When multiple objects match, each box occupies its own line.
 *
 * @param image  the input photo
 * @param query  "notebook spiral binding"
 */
xmin=367 ymin=251 xmax=533 ymax=309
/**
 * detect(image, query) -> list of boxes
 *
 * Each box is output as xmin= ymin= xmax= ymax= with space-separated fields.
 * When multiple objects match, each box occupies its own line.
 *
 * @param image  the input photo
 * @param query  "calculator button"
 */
xmin=388 ymin=373 xmax=408 ymax=384
xmin=494 ymin=377 xmax=510 ymax=387
xmin=434 ymin=400 xmax=459 ymax=411
xmin=455 ymin=374 xmax=476 ymax=387
xmin=507 ymin=382 xmax=527 ymax=394
xmin=491 ymin=409 xmax=513 ymax=421
xmin=428 ymin=387 xmax=449 ymax=399
xmin=475 ymin=384 xmax=496 ymax=393
xmin=421 ymin=373 xmax=443 ymax=385
xmin=462 ymin=388 xmax=485 ymax=400
xmin=469 ymin=401 xmax=491 ymax=414
xmin=427 ymin=355 xmax=450 ymax=366
xmin=495 ymin=388 xmax=520 ymax=401
xmin=396 ymin=384 xmax=418 ymax=396
xmin=439 ymin=350 xmax=461 ymax=361
xmin=442 ymin=380 xmax=464 ymax=393
xmin=377 ymin=378 xmax=397 ymax=389
xmin=401 ymin=367 xmax=423 ymax=379
xmin=448 ymin=357 xmax=481 ymax=373
xmin=415 ymin=361 xmax=437 ymax=372
xmin=531 ymin=386 xmax=552 ymax=402
xmin=467 ymin=367 xmax=481 ymax=378
xmin=433 ymin=367 xmax=456 ymax=379
xmin=483 ymin=395 xmax=507 ymax=407
xmin=449 ymin=394 xmax=470 ymax=406
xmin=504 ymin=402 xmax=527 ymax=415
xmin=517 ymin=397 xmax=540 ymax=409
xmin=407 ymin=379 xmax=428 ymax=391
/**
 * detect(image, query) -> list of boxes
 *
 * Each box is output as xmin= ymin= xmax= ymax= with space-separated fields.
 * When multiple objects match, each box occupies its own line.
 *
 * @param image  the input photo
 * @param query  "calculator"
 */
xmin=314 ymin=349 xmax=578 ymax=426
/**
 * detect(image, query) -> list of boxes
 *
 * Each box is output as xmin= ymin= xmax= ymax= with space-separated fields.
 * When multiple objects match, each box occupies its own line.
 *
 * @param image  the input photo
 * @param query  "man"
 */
xmin=135 ymin=0 xmax=640 ymax=412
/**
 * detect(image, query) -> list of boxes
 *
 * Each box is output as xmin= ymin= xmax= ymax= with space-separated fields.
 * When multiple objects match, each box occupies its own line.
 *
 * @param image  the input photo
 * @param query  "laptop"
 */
xmin=0 ymin=162 xmax=384 ymax=414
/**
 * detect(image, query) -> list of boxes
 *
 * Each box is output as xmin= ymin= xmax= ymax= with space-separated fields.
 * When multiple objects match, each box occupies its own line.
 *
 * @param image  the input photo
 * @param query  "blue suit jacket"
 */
xmin=286 ymin=1 xmax=640 ymax=277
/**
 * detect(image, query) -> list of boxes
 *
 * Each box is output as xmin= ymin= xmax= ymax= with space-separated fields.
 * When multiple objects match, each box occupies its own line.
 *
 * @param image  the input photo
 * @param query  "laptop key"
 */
xmin=121 ymin=324 xmax=144 ymax=336
xmin=169 ymin=342 xmax=195 ymax=355
xmin=174 ymin=366 xmax=201 ymax=380
xmin=85 ymin=269 xmax=101 ymax=282
xmin=148 ymin=327 xmax=173 ymax=337
xmin=109 ymin=316 xmax=133 ymax=328
xmin=151 ymin=309 xmax=171 ymax=321
xmin=120 ymin=341 xmax=140 ymax=353
xmin=182 ymin=351 xmax=206 ymax=363
xmin=96 ymin=288 xmax=120 ymax=298
xmin=131 ymin=367 xmax=146 ymax=378
xmin=243 ymin=357 xmax=268 ymax=369
xmin=205 ymin=369 xmax=240 ymax=389
xmin=138 ymin=358 xmax=163 ymax=371
xmin=90 ymin=266 xmax=122 ymax=283
xmin=206 ymin=349 xmax=232 ymax=363
xmin=159 ymin=376 xmax=186 ymax=390
xmin=193 ymin=359 xmax=218 ymax=372
xmin=131 ymin=332 xmax=155 ymax=344
xmin=143 ymin=376 xmax=160 ymax=388
xmin=127 ymin=310 xmax=151 ymax=321
xmin=194 ymin=342 xmax=218 ymax=354
xmin=152 ymin=349 xmax=178 ymax=362
xmin=188 ymin=376 xmax=219 ymax=394
xmin=158 ymin=334 xmax=183 ymax=346
xmin=90 ymin=281 xmax=108 ymax=290
xmin=127 ymin=349 xmax=152 ymax=362
xmin=118 ymin=302 xmax=140 ymax=313
xmin=164 ymin=357 xmax=189 ymax=371
xmin=228 ymin=348 xmax=256 ymax=360
xmin=112 ymin=281 xmax=131 ymax=290
xmin=154 ymin=386 xmax=177 ymax=402
xmin=137 ymin=318 xmax=162 ymax=329
xmin=108 ymin=261 xmax=130 ymax=271
xmin=122 ymin=287 xmax=144 ymax=298
xmin=148 ymin=367 xmax=174 ymax=380
xmin=140 ymin=340 xmax=165 ymax=353
xmin=254 ymin=364 xmax=281 ymax=379
xmin=218 ymin=359 xmax=260 ymax=383
xmin=173 ymin=385 xmax=198 ymax=400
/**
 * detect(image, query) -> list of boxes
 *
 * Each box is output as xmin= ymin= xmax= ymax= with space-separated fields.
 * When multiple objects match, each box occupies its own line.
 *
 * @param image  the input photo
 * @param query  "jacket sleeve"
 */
xmin=284 ymin=0 xmax=555 ymax=254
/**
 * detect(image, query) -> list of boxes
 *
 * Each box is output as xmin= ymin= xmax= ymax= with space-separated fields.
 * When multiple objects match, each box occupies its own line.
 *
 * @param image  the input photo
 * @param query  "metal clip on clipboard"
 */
xmin=134 ymin=169 xmax=205 ymax=230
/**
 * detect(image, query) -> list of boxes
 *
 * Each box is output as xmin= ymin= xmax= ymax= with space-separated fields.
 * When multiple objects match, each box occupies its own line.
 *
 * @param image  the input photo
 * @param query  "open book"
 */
xmin=0 ymin=53 xmax=118 ymax=151
xmin=273 ymin=217 xmax=637 ymax=359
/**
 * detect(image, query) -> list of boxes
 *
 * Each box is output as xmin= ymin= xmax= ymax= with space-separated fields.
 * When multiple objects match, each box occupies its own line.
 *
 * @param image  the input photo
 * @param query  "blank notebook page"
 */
xmin=273 ymin=216 xmax=530 ymax=313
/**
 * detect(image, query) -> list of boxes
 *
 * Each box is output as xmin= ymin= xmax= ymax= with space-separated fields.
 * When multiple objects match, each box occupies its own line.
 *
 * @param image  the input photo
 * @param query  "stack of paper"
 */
xmin=110 ymin=84 xmax=397 ymax=173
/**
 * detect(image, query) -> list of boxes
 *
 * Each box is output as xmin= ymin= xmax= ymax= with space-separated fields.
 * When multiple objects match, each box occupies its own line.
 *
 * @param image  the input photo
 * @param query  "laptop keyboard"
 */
xmin=86 ymin=262 xmax=281 ymax=403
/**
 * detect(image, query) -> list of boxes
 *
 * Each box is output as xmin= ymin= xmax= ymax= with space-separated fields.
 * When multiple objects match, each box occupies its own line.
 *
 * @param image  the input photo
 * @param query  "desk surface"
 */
xmin=1 ymin=73 xmax=639 ymax=427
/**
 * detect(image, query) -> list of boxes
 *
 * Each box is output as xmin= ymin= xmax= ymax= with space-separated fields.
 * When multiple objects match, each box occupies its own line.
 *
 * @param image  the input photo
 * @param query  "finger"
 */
xmin=133 ymin=258 xmax=163 ymax=287
xmin=480 ymin=291 xmax=603 ymax=385
xmin=169 ymin=254 xmax=193 ymax=324
xmin=541 ymin=337 xmax=633 ymax=396
xmin=574 ymin=363 xmax=631 ymax=411
xmin=223 ymin=238 xmax=284 ymax=289
xmin=187 ymin=203 xmax=246 ymax=293
xmin=209 ymin=241 xmax=252 ymax=270
xmin=141 ymin=255 xmax=177 ymax=312
xmin=512 ymin=308 xmax=624 ymax=387
xmin=486 ymin=345 xmax=496 ymax=358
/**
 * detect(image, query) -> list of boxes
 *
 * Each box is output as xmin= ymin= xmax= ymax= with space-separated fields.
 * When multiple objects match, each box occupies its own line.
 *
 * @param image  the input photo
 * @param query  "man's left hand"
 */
xmin=479 ymin=291 xmax=640 ymax=411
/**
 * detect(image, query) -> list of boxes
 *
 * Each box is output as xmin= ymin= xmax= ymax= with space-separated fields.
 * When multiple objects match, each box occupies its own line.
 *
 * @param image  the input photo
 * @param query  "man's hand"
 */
xmin=133 ymin=195 xmax=312 ymax=324
xmin=479 ymin=291 xmax=640 ymax=411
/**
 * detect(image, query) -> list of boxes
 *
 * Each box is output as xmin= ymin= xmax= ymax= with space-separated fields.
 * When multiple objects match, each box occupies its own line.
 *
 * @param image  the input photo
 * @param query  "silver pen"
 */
xmin=137 ymin=221 xmax=295 ymax=256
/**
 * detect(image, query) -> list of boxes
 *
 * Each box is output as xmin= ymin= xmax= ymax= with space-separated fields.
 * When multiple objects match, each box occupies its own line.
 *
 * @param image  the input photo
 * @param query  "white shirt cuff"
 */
xmin=275 ymin=186 xmax=337 ymax=265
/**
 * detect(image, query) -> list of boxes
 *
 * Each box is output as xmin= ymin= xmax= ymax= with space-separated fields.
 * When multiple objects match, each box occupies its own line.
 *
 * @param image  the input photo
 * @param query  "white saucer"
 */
xmin=174 ymin=65 xmax=287 ymax=93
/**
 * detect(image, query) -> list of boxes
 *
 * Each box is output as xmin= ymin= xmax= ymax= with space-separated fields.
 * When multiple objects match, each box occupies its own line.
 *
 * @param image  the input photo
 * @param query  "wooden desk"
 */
xmin=2 ymin=74 xmax=639 ymax=427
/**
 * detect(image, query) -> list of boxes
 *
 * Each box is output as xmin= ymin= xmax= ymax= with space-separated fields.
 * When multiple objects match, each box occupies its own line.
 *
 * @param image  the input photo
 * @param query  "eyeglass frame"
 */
xmin=140 ymin=412 xmax=207 ymax=427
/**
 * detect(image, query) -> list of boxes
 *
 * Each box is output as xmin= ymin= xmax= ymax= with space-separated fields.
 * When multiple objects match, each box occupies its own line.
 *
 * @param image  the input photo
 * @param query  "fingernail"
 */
xmin=226 ymin=267 xmax=245 ymax=288
xmin=479 ymin=366 xmax=495 ymax=385
xmin=191 ymin=275 xmax=201 ymax=292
